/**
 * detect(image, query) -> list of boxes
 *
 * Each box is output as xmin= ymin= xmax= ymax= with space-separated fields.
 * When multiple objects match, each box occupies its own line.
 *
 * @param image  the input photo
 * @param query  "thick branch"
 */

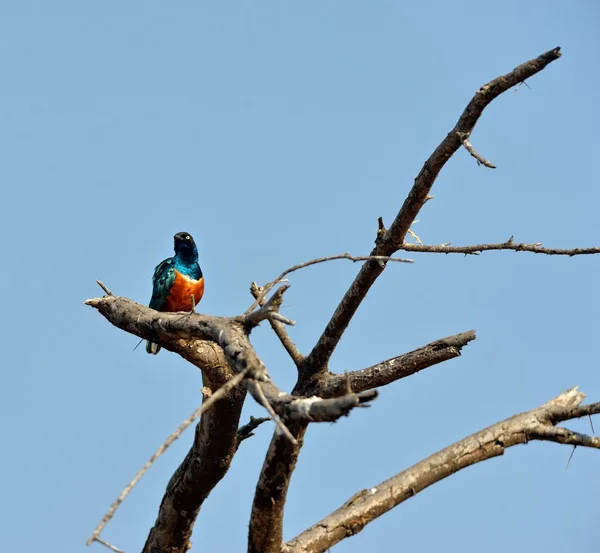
xmin=142 ymin=340 xmax=245 ymax=553
xmin=401 ymin=239 xmax=600 ymax=256
xmin=249 ymin=423 xmax=308 ymax=553
xmin=313 ymin=331 xmax=476 ymax=398
xmin=300 ymin=47 xmax=562 ymax=378
xmin=284 ymin=387 xmax=600 ymax=553
xmin=85 ymin=295 xmax=377 ymax=423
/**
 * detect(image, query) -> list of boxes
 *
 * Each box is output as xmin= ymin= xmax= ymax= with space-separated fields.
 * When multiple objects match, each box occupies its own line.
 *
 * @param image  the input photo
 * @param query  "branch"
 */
xmin=401 ymin=238 xmax=600 ymax=256
xmin=284 ymin=387 xmax=600 ymax=553
xmin=85 ymin=295 xmax=377 ymax=424
xmin=311 ymin=331 xmax=476 ymax=398
xmin=300 ymin=47 xmax=562 ymax=378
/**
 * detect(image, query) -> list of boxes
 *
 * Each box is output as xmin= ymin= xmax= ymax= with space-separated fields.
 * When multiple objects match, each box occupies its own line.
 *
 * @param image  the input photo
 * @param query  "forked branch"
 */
xmin=284 ymin=387 xmax=600 ymax=553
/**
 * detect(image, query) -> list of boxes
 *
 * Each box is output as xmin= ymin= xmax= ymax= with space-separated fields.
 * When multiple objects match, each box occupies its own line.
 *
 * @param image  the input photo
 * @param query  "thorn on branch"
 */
xmin=565 ymin=445 xmax=576 ymax=469
xmin=457 ymin=131 xmax=497 ymax=169
xmin=514 ymin=80 xmax=532 ymax=92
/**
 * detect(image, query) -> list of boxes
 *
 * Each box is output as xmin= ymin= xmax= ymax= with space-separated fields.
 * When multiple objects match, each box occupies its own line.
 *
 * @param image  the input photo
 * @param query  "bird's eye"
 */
xmin=185 ymin=235 xmax=190 ymax=240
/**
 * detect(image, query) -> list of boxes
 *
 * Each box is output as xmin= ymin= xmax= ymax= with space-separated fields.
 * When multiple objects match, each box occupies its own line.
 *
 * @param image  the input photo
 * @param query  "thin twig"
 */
xmin=457 ymin=131 xmax=497 ymax=168
xmin=96 ymin=280 xmax=113 ymax=296
xmin=250 ymin=282 xmax=304 ymax=366
xmin=401 ymin=239 xmax=600 ymax=256
xmin=244 ymin=284 xmax=296 ymax=327
xmin=406 ymin=228 xmax=423 ymax=246
xmin=87 ymin=369 xmax=249 ymax=547
xmin=251 ymin=381 xmax=298 ymax=445
xmin=246 ymin=253 xmax=414 ymax=314
xmin=93 ymin=536 xmax=125 ymax=553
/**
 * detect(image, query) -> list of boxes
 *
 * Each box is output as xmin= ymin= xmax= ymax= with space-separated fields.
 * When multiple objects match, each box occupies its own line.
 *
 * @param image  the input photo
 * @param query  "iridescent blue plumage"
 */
xmin=146 ymin=232 xmax=204 ymax=354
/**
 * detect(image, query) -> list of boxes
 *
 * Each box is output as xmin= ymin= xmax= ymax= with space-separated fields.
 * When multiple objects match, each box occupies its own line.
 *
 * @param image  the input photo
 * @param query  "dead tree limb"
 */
xmin=313 ymin=330 xmax=476 ymax=398
xmin=142 ymin=341 xmax=245 ymax=553
xmin=284 ymin=387 xmax=600 ymax=553
xmin=248 ymin=47 xmax=563 ymax=552
xmin=85 ymin=295 xmax=377 ymax=424
xmin=300 ymin=47 xmax=562 ymax=378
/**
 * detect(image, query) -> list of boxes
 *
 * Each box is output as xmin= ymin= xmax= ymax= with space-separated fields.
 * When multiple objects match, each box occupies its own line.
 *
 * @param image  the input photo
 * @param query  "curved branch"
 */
xmin=246 ymin=254 xmax=414 ymax=315
xmin=300 ymin=47 xmax=562 ymax=378
xmin=283 ymin=387 xmax=600 ymax=553
xmin=401 ymin=239 xmax=600 ymax=256
xmin=312 ymin=330 xmax=476 ymax=398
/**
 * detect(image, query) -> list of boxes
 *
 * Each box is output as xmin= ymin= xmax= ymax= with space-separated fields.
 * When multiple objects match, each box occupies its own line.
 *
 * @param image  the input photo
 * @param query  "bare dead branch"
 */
xmin=312 ymin=330 xmax=476 ymax=398
xmin=246 ymin=253 xmax=414 ymax=315
xmin=250 ymin=281 xmax=304 ymax=367
xmin=301 ymin=47 xmax=562 ymax=378
xmin=457 ymin=131 xmax=497 ymax=168
xmin=85 ymin=295 xmax=377 ymax=424
xmin=401 ymin=238 xmax=600 ymax=256
xmin=283 ymin=387 xmax=599 ymax=553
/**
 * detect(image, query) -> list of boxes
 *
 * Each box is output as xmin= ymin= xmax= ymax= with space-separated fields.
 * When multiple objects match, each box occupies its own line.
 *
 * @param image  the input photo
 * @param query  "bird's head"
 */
xmin=174 ymin=232 xmax=198 ymax=258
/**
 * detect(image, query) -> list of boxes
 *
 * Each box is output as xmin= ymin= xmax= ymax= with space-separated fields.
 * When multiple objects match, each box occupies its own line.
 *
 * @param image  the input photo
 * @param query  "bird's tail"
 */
xmin=146 ymin=341 xmax=161 ymax=355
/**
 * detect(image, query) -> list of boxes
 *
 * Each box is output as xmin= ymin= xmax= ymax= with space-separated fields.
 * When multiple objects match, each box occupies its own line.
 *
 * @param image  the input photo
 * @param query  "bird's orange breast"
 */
xmin=163 ymin=271 xmax=205 ymax=312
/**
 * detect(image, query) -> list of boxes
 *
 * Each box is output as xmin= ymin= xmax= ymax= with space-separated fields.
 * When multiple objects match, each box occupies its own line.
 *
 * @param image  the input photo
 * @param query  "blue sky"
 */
xmin=1 ymin=2 xmax=598 ymax=552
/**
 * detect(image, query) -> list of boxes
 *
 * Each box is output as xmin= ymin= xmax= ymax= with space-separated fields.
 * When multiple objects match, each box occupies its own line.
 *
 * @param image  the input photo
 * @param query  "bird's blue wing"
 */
xmin=149 ymin=258 xmax=176 ymax=311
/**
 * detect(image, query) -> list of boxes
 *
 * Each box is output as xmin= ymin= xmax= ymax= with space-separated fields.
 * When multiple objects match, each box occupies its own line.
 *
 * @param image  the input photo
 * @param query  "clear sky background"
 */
xmin=1 ymin=2 xmax=598 ymax=552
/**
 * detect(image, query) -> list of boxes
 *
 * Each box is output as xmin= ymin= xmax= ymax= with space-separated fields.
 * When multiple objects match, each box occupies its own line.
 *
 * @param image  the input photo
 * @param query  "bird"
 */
xmin=146 ymin=232 xmax=204 ymax=354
